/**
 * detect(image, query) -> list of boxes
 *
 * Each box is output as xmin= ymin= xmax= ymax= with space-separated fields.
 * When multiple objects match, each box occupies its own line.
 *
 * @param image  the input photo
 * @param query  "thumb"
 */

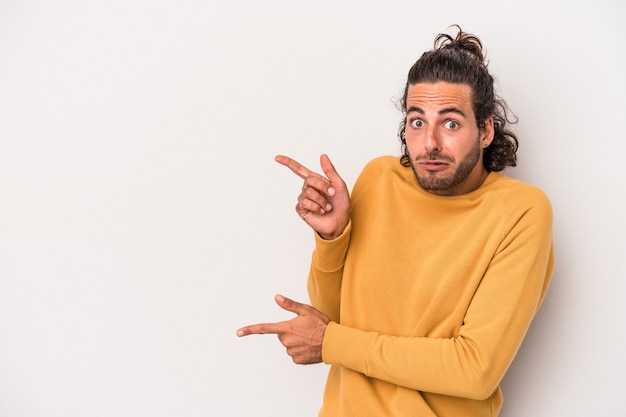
xmin=319 ymin=154 xmax=344 ymax=192
xmin=274 ymin=294 xmax=306 ymax=316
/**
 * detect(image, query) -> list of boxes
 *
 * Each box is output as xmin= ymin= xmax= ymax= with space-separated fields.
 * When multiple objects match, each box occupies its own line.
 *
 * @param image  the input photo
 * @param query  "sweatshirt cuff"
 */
xmin=312 ymin=220 xmax=352 ymax=272
xmin=322 ymin=321 xmax=374 ymax=375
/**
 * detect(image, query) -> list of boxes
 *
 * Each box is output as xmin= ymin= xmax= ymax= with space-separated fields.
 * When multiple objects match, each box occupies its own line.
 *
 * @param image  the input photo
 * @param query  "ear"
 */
xmin=480 ymin=117 xmax=495 ymax=148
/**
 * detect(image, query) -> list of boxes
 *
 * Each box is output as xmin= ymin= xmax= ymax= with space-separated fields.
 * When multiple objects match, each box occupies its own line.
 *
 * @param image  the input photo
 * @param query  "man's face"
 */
xmin=405 ymin=82 xmax=493 ymax=196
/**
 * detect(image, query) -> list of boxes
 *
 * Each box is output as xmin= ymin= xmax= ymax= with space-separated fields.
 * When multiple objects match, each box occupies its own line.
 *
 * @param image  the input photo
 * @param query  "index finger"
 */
xmin=274 ymin=155 xmax=314 ymax=180
xmin=236 ymin=321 xmax=283 ymax=337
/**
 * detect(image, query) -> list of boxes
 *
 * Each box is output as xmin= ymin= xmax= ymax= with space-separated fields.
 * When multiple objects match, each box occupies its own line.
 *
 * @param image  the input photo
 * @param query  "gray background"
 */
xmin=1 ymin=1 xmax=624 ymax=416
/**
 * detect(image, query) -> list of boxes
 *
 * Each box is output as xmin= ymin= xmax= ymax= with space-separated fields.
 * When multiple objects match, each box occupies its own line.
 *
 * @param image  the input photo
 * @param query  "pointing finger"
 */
xmin=275 ymin=155 xmax=313 ymax=180
xmin=236 ymin=321 xmax=284 ymax=337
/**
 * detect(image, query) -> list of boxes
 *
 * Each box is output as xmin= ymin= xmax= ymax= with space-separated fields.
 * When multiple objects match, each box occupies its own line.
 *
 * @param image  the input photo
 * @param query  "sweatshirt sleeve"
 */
xmin=307 ymin=220 xmax=352 ymax=324
xmin=321 ymin=189 xmax=555 ymax=400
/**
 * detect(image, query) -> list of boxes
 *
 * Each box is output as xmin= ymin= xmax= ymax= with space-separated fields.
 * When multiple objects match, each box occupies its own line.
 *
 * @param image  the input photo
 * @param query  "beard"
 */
xmin=409 ymin=136 xmax=481 ymax=193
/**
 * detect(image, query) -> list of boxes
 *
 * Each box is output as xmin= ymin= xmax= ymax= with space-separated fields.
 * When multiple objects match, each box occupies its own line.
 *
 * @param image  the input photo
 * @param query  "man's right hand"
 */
xmin=275 ymin=154 xmax=350 ymax=240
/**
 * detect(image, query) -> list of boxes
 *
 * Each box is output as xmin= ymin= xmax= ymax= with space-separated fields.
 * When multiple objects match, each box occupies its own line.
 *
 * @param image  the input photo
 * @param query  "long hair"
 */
xmin=398 ymin=25 xmax=518 ymax=172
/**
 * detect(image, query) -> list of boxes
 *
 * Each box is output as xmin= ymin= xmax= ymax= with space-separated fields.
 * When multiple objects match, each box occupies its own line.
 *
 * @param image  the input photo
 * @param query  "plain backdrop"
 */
xmin=1 ymin=1 xmax=625 ymax=416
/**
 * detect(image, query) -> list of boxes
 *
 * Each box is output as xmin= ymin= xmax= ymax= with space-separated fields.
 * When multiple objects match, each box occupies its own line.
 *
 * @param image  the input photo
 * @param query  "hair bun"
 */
xmin=436 ymin=25 xmax=486 ymax=66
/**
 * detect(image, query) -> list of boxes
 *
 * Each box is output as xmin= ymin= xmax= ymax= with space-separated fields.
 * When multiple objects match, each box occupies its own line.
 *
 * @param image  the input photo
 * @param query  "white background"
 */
xmin=1 ymin=1 xmax=624 ymax=416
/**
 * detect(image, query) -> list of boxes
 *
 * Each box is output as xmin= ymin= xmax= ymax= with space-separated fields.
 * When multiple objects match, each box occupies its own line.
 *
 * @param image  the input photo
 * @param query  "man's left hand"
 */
xmin=237 ymin=294 xmax=330 ymax=364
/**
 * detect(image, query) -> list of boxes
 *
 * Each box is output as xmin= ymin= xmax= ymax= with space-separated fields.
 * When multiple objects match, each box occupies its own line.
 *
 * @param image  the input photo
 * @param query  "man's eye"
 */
xmin=410 ymin=119 xmax=423 ymax=128
xmin=444 ymin=120 xmax=459 ymax=130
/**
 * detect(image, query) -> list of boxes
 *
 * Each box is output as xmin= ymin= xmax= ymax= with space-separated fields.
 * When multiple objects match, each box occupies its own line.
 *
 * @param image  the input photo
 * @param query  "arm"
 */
xmin=307 ymin=220 xmax=352 ymax=323
xmin=276 ymin=154 xmax=351 ymax=321
xmin=322 ymin=192 xmax=554 ymax=399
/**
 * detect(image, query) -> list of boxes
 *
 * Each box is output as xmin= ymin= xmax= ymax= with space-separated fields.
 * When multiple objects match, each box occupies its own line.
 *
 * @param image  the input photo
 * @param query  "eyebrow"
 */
xmin=407 ymin=106 xmax=467 ymax=118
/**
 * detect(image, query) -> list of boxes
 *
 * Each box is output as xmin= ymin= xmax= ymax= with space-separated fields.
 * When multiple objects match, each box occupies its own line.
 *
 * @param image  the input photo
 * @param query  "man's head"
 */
xmin=404 ymin=81 xmax=494 ymax=196
xmin=398 ymin=26 xmax=518 ymax=180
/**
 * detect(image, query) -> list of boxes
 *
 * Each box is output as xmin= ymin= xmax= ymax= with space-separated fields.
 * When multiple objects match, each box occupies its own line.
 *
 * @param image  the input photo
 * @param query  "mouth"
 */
xmin=417 ymin=161 xmax=450 ymax=171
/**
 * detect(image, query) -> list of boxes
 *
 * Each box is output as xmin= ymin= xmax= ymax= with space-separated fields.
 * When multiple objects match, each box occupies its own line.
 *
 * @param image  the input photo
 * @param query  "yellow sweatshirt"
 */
xmin=308 ymin=156 xmax=554 ymax=417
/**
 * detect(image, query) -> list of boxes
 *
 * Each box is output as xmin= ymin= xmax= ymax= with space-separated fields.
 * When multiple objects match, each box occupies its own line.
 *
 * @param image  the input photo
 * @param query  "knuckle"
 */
xmin=302 ymin=186 xmax=314 ymax=198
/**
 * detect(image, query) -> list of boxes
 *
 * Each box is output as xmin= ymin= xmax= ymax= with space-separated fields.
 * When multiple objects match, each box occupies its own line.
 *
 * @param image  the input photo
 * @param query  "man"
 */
xmin=237 ymin=26 xmax=554 ymax=417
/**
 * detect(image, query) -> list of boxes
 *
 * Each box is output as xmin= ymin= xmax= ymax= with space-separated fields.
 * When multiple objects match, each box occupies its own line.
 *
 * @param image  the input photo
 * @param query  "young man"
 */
xmin=237 ymin=26 xmax=554 ymax=417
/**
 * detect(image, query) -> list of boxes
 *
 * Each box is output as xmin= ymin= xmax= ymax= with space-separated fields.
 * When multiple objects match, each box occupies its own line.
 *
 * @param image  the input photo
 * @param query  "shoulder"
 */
xmin=488 ymin=173 xmax=553 ymax=222
xmin=353 ymin=155 xmax=409 ymax=189
xmin=350 ymin=156 xmax=406 ymax=200
xmin=359 ymin=155 xmax=405 ymax=178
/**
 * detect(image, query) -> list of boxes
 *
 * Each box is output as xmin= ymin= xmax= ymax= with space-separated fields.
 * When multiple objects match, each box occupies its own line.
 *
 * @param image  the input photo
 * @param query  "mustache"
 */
xmin=414 ymin=152 xmax=454 ymax=163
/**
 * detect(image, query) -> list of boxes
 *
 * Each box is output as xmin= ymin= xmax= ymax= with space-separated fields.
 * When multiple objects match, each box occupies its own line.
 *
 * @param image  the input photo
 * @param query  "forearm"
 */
xmin=307 ymin=220 xmax=352 ymax=323
xmin=323 ymin=320 xmax=524 ymax=400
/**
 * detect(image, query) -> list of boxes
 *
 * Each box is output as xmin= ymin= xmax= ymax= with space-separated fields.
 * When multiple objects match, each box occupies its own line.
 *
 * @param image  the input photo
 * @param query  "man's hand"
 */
xmin=236 ymin=295 xmax=330 ymax=364
xmin=275 ymin=154 xmax=350 ymax=240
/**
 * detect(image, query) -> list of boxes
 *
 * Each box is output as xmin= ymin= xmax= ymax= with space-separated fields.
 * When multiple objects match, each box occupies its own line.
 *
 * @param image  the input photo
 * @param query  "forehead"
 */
xmin=406 ymin=82 xmax=473 ymax=113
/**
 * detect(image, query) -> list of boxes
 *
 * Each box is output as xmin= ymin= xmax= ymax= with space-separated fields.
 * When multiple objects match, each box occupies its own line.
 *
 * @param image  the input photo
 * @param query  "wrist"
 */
xmin=319 ymin=232 xmax=340 ymax=240
xmin=318 ymin=220 xmax=349 ymax=240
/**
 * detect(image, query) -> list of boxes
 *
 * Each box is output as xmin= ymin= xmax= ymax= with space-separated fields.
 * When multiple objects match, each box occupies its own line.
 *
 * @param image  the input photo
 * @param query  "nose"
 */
xmin=424 ymin=126 xmax=441 ymax=152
